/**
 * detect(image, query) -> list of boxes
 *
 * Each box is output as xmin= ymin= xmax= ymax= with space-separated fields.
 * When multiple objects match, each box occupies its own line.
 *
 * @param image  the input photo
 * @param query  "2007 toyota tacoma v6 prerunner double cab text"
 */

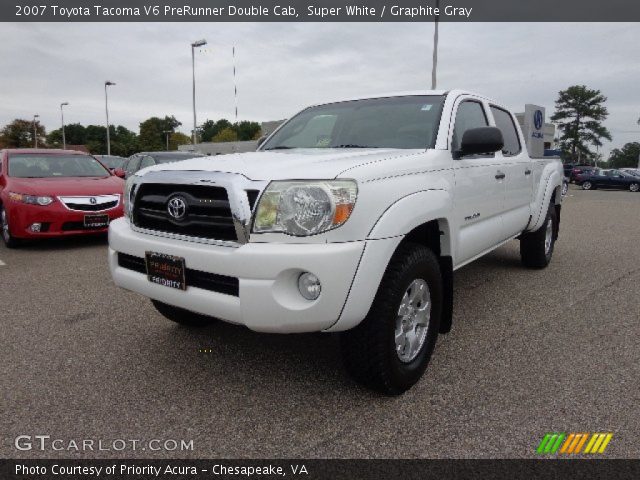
xmin=108 ymin=90 xmax=563 ymax=394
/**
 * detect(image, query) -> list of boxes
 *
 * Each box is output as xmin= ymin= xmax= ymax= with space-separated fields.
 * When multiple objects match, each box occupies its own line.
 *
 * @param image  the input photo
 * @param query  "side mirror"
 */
xmin=113 ymin=168 xmax=126 ymax=178
xmin=257 ymin=135 xmax=268 ymax=148
xmin=455 ymin=127 xmax=504 ymax=159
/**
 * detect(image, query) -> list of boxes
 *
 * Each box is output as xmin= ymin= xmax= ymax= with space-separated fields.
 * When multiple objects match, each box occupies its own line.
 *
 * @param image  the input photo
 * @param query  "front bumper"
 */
xmin=108 ymin=218 xmax=366 ymax=333
xmin=7 ymin=200 xmax=124 ymax=239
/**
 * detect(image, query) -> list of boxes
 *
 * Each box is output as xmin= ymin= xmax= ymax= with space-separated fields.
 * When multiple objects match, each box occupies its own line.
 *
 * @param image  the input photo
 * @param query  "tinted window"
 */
xmin=263 ymin=95 xmax=446 ymax=150
xmin=8 ymin=154 xmax=110 ymax=178
xmin=139 ymin=156 xmax=155 ymax=169
xmin=452 ymin=101 xmax=488 ymax=152
xmin=126 ymin=156 xmax=141 ymax=175
xmin=490 ymin=106 xmax=521 ymax=156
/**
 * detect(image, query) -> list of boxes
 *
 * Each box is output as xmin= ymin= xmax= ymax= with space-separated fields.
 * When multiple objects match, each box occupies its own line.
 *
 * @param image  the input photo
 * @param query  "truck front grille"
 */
xmin=132 ymin=183 xmax=237 ymax=242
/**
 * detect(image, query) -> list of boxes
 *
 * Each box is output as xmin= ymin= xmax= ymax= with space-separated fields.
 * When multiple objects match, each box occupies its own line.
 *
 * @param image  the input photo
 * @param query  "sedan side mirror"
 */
xmin=257 ymin=135 xmax=268 ymax=148
xmin=455 ymin=127 xmax=504 ymax=159
xmin=113 ymin=168 xmax=126 ymax=178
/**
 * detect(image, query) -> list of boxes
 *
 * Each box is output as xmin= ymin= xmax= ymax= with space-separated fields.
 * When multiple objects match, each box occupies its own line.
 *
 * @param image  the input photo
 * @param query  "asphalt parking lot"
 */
xmin=1 ymin=187 xmax=639 ymax=459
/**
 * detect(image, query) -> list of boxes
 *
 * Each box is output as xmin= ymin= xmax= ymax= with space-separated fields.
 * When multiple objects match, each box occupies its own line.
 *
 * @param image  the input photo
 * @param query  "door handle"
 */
xmin=495 ymin=172 xmax=506 ymax=180
xmin=525 ymin=169 xmax=532 ymax=175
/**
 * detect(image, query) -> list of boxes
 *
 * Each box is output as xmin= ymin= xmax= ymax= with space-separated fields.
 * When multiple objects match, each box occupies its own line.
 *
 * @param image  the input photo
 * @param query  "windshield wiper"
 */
xmin=334 ymin=144 xmax=378 ymax=148
xmin=264 ymin=146 xmax=294 ymax=150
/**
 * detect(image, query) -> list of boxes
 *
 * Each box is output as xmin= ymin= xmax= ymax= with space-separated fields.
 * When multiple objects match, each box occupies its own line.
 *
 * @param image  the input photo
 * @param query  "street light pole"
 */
xmin=163 ymin=130 xmax=172 ymax=151
xmin=33 ymin=114 xmax=40 ymax=148
xmin=431 ymin=0 xmax=440 ymax=89
xmin=60 ymin=102 xmax=69 ymax=149
xmin=104 ymin=81 xmax=116 ymax=155
xmin=191 ymin=39 xmax=207 ymax=145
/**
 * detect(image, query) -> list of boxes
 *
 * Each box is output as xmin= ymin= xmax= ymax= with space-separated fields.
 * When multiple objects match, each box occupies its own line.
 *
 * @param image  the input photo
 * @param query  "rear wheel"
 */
xmin=151 ymin=300 xmax=216 ymax=327
xmin=340 ymin=243 xmax=442 ymax=395
xmin=1 ymin=206 xmax=20 ymax=248
xmin=630 ymin=183 xmax=639 ymax=192
xmin=581 ymin=181 xmax=593 ymax=190
xmin=520 ymin=203 xmax=557 ymax=268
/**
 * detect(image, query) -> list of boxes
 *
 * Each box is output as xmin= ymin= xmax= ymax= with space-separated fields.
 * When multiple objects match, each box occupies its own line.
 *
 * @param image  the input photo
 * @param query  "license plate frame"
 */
xmin=83 ymin=214 xmax=109 ymax=228
xmin=145 ymin=251 xmax=187 ymax=290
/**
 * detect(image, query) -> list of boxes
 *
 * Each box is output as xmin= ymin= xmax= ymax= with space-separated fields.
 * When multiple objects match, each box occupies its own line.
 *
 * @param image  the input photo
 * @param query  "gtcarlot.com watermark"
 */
xmin=15 ymin=435 xmax=194 ymax=452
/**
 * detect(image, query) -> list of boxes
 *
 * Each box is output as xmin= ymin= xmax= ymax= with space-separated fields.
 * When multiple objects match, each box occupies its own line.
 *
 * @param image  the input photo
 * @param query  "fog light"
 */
xmin=29 ymin=223 xmax=42 ymax=232
xmin=298 ymin=272 xmax=321 ymax=300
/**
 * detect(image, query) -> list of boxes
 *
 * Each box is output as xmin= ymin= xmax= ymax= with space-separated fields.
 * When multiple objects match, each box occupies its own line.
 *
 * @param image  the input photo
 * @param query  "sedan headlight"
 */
xmin=8 ymin=192 xmax=54 ymax=206
xmin=123 ymin=175 xmax=140 ymax=220
xmin=253 ymin=180 xmax=357 ymax=236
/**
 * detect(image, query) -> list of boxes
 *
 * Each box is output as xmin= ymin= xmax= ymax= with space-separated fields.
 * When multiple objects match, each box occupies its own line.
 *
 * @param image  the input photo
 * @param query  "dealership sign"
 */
xmin=523 ymin=104 xmax=545 ymax=157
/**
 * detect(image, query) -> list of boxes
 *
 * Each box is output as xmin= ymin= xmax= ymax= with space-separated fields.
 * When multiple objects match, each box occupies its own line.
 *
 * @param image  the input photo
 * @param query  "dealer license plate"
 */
xmin=84 ymin=214 xmax=109 ymax=228
xmin=145 ymin=252 xmax=186 ymax=290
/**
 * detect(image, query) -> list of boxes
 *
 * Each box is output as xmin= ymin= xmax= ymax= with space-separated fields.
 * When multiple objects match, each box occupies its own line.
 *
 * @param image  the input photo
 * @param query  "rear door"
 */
xmin=489 ymin=105 xmax=532 ymax=237
xmin=451 ymin=97 xmax=506 ymax=265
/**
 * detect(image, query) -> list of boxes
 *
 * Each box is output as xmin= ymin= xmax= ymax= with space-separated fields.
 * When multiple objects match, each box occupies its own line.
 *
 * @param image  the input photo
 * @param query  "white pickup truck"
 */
xmin=108 ymin=90 xmax=563 ymax=394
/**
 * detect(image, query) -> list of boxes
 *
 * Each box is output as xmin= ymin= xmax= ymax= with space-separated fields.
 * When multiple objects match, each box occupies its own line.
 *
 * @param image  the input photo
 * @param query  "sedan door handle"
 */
xmin=495 ymin=172 xmax=506 ymax=180
xmin=525 ymin=169 xmax=532 ymax=175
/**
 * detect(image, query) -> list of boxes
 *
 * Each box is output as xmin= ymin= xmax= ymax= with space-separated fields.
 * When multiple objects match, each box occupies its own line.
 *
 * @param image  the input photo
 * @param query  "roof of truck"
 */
xmin=310 ymin=89 xmax=492 ymax=108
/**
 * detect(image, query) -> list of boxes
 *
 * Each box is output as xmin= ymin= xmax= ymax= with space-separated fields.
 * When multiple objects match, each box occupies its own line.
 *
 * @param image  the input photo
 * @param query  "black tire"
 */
xmin=0 ymin=206 xmax=20 ymax=248
xmin=151 ymin=300 xmax=216 ymax=327
xmin=340 ymin=243 xmax=442 ymax=395
xmin=520 ymin=203 xmax=557 ymax=269
xmin=630 ymin=183 xmax=639 ymax=193
xmin=581 ymin=181 xmax=593 ymax=190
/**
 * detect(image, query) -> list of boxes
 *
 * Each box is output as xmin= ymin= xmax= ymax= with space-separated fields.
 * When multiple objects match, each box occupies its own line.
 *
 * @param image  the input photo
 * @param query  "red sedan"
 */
xmin=0 ymin=149 xmax=124 ymax=247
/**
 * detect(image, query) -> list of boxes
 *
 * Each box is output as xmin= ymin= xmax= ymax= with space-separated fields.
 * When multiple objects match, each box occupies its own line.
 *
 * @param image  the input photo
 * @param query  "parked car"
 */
xmin=120 ymin=152 xmax=204 ymax=179
xmin=95 ymin=155 xmax=127 ymax=174
xmin=568 ymin=165 xmax=595 ymax=183
xmin=620 ymin=168 xmax=640 ymax=178
xmin=573 ymin=168 xmax=597 ymax=185
xmin=108 ymin=90 xmax=563 ymax=394
xmin=578 ymin=169 xmax=640 ymax=192
xmin=0 ymin=149 xmax=124 ymax=247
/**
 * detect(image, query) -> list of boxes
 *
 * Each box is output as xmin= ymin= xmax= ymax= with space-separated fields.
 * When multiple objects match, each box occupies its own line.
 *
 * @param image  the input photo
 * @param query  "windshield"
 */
xmin=262 ymin=95 xmax=446 ymax=150
xmin=8 ymin=154 xmax=111 ymax=178
xmin=98 ymin=156 xmax=125 ymax=168
xmin=153 ymin=154 xmax=201 ymax=164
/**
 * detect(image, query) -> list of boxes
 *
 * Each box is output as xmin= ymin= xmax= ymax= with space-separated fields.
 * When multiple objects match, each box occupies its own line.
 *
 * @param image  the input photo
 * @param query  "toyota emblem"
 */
xmin=167 ymin=196 xmax=187 ymax=220
xmin=89 ymin=197 xmax=97 ymax=205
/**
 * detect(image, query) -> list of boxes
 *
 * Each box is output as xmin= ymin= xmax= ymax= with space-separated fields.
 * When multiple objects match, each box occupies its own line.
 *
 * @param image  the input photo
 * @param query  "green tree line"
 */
xmin=0 ymin=116 xmax=262 ymax=156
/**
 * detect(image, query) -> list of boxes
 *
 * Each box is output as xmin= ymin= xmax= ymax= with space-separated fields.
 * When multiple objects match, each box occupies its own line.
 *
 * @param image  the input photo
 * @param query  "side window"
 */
xmin=126 ymin=156 xmax=141 ymax=175
xmin=139 ymin=156 xmax=155 ymax=169
xmin=490 ymin=106 xmax=521 ymax=156
xmin=452 ymin=101 xmax=488 ymax=153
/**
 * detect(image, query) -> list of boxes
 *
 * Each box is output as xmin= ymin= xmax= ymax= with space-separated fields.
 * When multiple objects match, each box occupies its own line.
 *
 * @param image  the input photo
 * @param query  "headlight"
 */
xmin=8 ymin=192 xmax=54 ymax=206
xmin=123 ymin=175 xmax=140 ymax=220
xmin=253 ymin=180 xmax=357 ymax=236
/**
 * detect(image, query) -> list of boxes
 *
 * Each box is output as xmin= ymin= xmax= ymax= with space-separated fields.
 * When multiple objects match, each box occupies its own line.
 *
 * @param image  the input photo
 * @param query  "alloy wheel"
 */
xmin=395 ymin=278 xmax=431 ymax=363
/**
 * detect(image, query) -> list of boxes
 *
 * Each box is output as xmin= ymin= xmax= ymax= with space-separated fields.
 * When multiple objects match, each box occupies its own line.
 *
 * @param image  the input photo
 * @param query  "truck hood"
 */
xmin=8 ymin=176 xmax=124 ymax=196
xmin=140 ymin=148 xmax=424 ymax=181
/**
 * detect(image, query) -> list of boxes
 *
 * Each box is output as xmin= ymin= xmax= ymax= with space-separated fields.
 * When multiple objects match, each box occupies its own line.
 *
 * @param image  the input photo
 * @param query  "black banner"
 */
xmin=3 ymin=0 xmax=640 ymax=22
xmin=2 ymin=459 xmax=640 ymax=480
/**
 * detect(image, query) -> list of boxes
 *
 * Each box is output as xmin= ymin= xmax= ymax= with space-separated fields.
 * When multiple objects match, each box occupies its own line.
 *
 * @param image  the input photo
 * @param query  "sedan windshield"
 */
xmin=262 ymin=95 xmax=446 ymax=150
xmin=153 ymin=154 xmax=201 ymax=164
xmin=9 ymin=154 xmax=111 ymax=178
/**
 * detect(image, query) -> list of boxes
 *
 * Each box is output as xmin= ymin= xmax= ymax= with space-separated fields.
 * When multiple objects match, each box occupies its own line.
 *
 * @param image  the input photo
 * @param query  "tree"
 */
xmin=47 ymin=123 xmax=87 ymax=147
xmin=200 ymin=119 xmax=232 ymax=142
xmin=169 ymin=132 xmax=191 ymax=150
xmin=551 ymin=85 xmax=612 ymax=164
xmin=212 ymin=127 xmax=238 ymax=143
xmin=235 ymin=121 xmax=261 ymax=141
xmin=608 ymin=142 xmax=640 ymax=169
xmin=138 ymin=115 xmax=182 ymax=151
xmin=0 ymin=119 xmax=46 ymax=148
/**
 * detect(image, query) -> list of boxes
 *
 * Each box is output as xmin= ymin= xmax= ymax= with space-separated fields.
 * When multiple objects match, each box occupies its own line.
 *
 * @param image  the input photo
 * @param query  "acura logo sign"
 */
xmin=167 ymin=196 xmax=187 ymax=220
xmin=89 ymin=197 xmax=97 ymax=205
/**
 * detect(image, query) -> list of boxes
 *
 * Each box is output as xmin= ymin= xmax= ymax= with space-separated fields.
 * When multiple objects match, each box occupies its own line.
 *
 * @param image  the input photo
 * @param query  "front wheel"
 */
xmin=520 ymin=203 xmax=557 ymax=269
xmin=630 ymin=183 xmax=639 ymax=192
xmin=151 ymin=300 xmax=216 ymax=327
xmin=581 ymin=181 xmax=593 ymax=190
xmin=1 ymin=206 xmax=20 ymax=248
xmin=340 ymin=243 xmax=442 ymax=395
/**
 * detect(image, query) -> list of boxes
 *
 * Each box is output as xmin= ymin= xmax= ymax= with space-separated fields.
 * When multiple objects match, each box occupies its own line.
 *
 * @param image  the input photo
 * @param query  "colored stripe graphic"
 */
xmin=538 ymin=433 xmax=613 ymax=454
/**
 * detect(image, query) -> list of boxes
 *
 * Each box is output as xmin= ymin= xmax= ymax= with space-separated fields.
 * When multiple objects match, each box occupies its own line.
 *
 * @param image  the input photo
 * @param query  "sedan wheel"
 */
xmin=582 ymin=181 xmax=593 ymax=190
xmin=630 ymin=183 xmax=639 ymax=192
xmin=1 ymin=206 xmax=19 ymax=248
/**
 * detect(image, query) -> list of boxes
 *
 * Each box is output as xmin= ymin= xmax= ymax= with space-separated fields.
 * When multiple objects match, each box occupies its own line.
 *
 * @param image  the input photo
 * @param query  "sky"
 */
xmin=1 ymin=22 xmax=638 ymax=157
